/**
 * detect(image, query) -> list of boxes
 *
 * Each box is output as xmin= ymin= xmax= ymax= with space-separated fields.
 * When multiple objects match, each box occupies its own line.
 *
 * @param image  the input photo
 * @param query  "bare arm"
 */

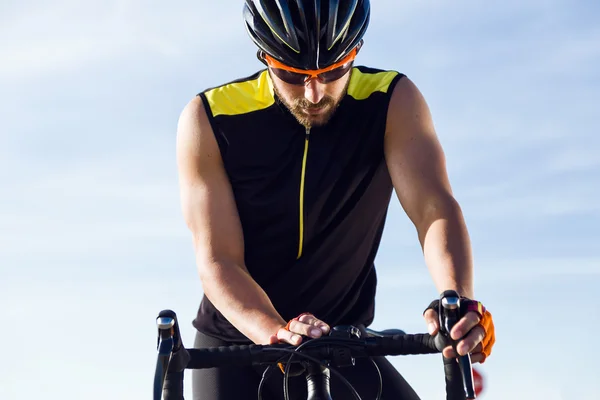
xmin=384 ymin=77 xmax=474 ymax=298
xmin=176 ymin=96 xmax=287 ymax=344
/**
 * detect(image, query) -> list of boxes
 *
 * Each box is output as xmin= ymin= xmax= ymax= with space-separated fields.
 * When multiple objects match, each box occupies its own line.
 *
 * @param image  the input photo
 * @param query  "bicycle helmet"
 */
xmin=243 ymin=0 xmax=370 ymax=70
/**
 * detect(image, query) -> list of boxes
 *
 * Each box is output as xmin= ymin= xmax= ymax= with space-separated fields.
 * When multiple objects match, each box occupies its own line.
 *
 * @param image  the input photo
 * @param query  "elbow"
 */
xmin=194 ymin=248 xmax=246 ymax=289
xmin=416 ymin=193 xmax=465 ymax=236
xmin=193 ymin=247 xmax=222 ymax=284
xmin=195 ymin=256 xmax=227 ymax=301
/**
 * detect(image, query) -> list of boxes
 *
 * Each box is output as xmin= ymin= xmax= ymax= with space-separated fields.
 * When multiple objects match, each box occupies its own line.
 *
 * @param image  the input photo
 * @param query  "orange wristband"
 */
xmin=283 ymin=312 xmax=311 ymax=332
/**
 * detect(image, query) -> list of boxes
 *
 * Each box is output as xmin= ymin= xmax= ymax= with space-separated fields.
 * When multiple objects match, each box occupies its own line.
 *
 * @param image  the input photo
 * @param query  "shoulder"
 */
xmin=346 ymin=65 xmax=406 ymax=100
xmin=388 ymin=76 xmax=428 ymax=109
xmin=384 ymin=76 xmax=439 ymax=152
xmin=199 ymin=70 xmax=276 ymax=118
xmin=176 ymin=95 xmax=214 ymax=159
xmin=386 ymin=76 xmax=433 ymax=128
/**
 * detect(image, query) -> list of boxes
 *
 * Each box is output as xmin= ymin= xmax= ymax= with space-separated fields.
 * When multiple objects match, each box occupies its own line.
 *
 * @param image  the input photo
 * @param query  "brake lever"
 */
xmin=439 ymin=290 xmax=476 ymax=399
xmin=155 ymin=313 xmax=175 ymax=400
xmin=154 ymin=310 xmax=191 ymax=400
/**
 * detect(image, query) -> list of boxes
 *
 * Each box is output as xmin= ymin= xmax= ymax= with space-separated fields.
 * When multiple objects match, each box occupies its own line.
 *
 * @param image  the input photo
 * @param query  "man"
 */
xmin=176 ymin=1 xmax=496 ymax=399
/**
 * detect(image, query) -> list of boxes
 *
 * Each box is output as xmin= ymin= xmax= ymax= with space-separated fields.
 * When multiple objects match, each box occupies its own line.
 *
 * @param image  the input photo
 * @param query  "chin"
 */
xmin=295 ymin=108 xmax=337 ymax=128
xmin=309 ymin=116 xmax=331 ymax=127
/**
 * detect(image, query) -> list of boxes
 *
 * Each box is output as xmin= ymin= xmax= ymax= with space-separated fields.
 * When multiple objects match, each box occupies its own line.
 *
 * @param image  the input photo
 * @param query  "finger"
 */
xmin=472 ymin=343 xmax=483 ymax=354
xmin=423 ymin=309 xmax=439 ymax=335
xmin=451 ymin=311 xmax=482 ymax=340
xmin=442 ymin=345 xmax=455 ymax=358
xmin=268 ymin=334 xmax=280 ymax=345
xmin=442 ymin=342 xmax=483 ymax=358
xmin=297 ymin=313 xmax=330 ymax=333
xmin=288 ymin=319 xmax=324 ymax=338
xmin=470 ymin=353 xmax=486 ymax=364
xmin=277 ymin=327 xmax=303 ymax=345
xmin=297 ymin=314 xmax=330 ymax=334
xmin=456 ymin=325 xmax=486 ymax=356
xmin=442 ymin=351 xmax=486 ymax=364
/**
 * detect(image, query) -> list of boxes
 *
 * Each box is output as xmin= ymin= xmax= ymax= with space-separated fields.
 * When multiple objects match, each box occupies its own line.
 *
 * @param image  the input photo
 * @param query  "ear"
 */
xmin=356 ymin=39 xmax=364 ymax=54
xmin=256 ymin=50 xmax=268 ymax=65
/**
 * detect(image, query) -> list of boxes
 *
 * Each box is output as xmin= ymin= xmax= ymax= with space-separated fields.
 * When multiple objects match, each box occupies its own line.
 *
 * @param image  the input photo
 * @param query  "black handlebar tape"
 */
xmin=186 ymin=344 xmax=302 ymax=369
xmin=160 ymin=335 xmax=467 ymax=400
xmin=185 ymin=335 xmax=441 ymax=370
xmin=444 ymin=355 xmax=468 ymax=400
xmin=187 ymin=345 xmax=257 ymax=368
xmin=365 ymin=334 xmax=440 ymax=357
xmin=163 ymin=371 xmax=185 ymax=400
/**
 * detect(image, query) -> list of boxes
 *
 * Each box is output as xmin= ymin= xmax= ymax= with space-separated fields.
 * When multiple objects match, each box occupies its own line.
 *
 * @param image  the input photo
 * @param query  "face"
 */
xmin=270 ymin=69 xmax=352 ymax=128
xmin=259 ymin=42 xmax=363 ymax=128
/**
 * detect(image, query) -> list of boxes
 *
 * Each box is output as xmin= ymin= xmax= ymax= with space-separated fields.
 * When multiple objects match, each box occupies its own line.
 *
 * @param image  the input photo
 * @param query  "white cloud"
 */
xmin=0 ymin=277 xmax=201 ymax=400
xmin=0 ymin=139 xmax=186 ymax=263
xmin=456 ymin=171 xmax=600 ymax=219
xmin=0 ymin=0 xmax=247 ymax=80
xmin=376 ymin=257 xmax=600 ymax=292
xmin=547 ymin=146 xmax=600 ymax=173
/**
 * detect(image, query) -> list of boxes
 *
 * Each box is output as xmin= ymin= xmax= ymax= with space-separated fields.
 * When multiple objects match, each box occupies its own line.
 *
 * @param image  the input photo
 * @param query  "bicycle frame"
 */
xmin=304 ymin=362 xmax=332 ymax=400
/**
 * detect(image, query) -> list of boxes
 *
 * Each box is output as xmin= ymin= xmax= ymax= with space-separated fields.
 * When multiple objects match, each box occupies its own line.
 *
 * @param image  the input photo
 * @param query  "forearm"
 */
xmin=197 ymin=258 xmax=286 ymax=344
xmin=419 ymin=197 xmax=474 ymax=298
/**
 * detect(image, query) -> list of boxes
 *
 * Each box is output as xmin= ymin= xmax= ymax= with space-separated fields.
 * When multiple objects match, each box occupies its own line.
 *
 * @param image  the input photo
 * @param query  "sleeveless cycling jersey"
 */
xmin=193 ymin=66 xmax=406 ymax=342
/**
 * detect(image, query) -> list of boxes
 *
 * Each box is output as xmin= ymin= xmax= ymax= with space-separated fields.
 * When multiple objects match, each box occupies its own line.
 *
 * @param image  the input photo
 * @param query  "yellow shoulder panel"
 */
xmin=204 ymin=70 xmax=275 ymax=117
xmin=347 ymin=68 xmax=399 ymax=101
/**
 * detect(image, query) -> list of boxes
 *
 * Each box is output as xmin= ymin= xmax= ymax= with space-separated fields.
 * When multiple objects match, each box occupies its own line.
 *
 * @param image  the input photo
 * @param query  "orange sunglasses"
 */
xmin=260 ymin=43 xmax=361 ymax=85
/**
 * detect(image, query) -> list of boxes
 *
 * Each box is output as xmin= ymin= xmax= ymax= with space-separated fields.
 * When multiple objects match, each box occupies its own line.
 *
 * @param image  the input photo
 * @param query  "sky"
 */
xmin=1 ymin=0 xmax=598 ymax=399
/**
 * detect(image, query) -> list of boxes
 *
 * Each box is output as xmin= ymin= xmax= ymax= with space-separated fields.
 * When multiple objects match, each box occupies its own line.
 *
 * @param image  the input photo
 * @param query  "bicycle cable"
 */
xmin=257 ymin=336 xmax=385 ymax=400
xmin=283 ymin=336 xmax=360 ymax=400
xmin=369 ymin=357 xmax=383 ymax=400
xmin=257 ymin=354 xmax=293 ymax=400
xmin=284 ymin=336 xmax=383 ymax=400
xmin=275 ymin=347 xmax=362 ymax=400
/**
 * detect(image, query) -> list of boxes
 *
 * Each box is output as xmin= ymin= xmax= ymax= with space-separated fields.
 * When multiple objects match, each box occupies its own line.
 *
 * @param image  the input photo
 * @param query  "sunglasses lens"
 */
xmin=270 ymin=68 xmax=308 ymax=85
xmin=270 ymin=62 xmax=354 ymax=85
xmin=317 ymin=63 xmax=353 ymax=83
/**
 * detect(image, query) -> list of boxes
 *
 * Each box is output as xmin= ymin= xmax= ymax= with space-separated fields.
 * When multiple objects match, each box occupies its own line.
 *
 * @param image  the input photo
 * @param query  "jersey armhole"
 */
xmin=387 ymin=72 xmax=407 ymax=99
xmin=197 ymin=92 xmax=229 ymax=159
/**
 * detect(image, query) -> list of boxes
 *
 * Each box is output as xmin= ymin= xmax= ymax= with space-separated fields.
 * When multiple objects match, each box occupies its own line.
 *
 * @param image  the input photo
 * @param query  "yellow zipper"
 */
xmin=297 ymin=128 xmax=310 ymax=259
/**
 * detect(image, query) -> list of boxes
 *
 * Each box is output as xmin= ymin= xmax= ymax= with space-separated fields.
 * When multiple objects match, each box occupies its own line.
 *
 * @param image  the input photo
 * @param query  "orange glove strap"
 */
xmin=278 ymin=361 xmax=288 ymax=374
xmin=462 ymin=300 xmax=495 ymax=363
xmin=283 ymin=312 xmax=310 ymax=331
xmin=478 ymin=309 xmax=495 ymax=363
xmin=278 ymin=312 xmax=310 ymax=374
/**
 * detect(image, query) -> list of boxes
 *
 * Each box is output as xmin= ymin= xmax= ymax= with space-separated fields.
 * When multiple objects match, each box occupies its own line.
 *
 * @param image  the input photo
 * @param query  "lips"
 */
xmin=304 ymin=106 xmax=325 ymax=115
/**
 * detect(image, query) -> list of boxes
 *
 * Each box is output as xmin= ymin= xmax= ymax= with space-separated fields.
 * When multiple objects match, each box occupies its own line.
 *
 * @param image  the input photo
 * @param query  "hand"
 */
xmin=424 ymin=301 xmax=495 ymax=364
xmin=268 ymin=313 xmax=331 ymax=346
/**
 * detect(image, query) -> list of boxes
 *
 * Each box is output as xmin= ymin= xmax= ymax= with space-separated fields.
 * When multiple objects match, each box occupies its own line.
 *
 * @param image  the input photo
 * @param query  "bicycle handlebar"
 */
xmin=184 ymin=332 xmax=438 ymax=368
xmin=154 ymin=290 xmax=478 ymax=400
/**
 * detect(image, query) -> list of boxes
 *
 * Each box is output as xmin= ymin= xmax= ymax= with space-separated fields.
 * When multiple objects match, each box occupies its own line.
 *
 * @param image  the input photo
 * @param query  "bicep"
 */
xmin=384 ymin=78 xmax=455 ymax=229
xmin=176 ymin=96 xmax=245 ymax=267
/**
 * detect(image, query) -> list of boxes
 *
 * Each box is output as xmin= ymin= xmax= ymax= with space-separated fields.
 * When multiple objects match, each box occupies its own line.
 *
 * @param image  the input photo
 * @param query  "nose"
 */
xmin=303 ymin=78 xmax=326 ymax=104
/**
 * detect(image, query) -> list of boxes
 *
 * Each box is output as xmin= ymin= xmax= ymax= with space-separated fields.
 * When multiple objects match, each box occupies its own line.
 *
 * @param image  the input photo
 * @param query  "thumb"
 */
xmin=423 ymin=309 xmax=440 ymax=335
xmin=268 ymin=334 xmax=280 ymax=345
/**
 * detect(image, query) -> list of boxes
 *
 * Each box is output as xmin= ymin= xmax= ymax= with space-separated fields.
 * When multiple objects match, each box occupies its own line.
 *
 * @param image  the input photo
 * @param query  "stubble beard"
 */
xmin=272 ymin=72 xmax=352 ymax=129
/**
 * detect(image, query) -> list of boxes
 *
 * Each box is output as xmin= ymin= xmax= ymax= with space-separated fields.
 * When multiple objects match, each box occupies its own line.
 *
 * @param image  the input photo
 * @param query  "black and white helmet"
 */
xmin=243 ymin=0 xmax=370 ymax=70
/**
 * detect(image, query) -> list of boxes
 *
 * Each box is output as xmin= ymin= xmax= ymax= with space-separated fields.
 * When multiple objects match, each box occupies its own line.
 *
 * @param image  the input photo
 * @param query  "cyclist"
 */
xmin=175 ymin=1 xmax=496 ymax=399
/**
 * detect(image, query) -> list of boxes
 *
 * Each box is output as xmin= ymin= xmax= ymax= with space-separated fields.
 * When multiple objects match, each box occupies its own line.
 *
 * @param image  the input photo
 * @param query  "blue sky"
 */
xmin=1 ymin=0 xmax=598 ymax=399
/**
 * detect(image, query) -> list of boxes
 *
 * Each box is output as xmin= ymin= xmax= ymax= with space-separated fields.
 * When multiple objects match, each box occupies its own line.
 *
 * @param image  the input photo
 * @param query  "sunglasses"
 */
xmin=260 ymin=45 xmax=360 ymax=86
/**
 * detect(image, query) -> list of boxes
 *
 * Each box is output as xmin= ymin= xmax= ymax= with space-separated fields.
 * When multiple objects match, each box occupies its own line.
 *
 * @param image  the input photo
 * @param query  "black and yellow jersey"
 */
xmin=193 ymin=66 xmax=406 ymax=343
